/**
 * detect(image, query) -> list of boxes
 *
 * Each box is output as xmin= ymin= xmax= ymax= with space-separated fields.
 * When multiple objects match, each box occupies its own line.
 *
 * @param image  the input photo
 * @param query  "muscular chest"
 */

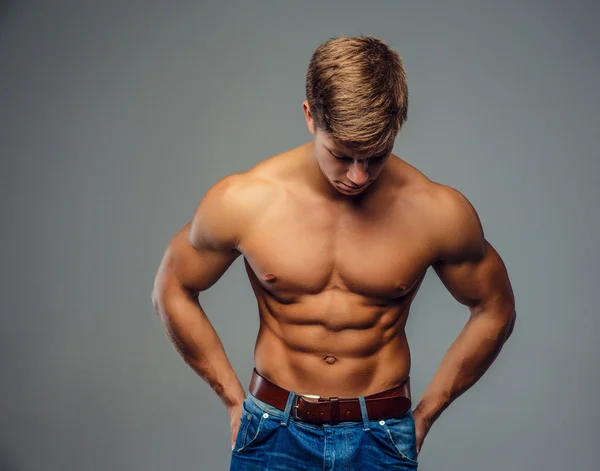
xmin=239 ymin=196 xmax=432 ymax=301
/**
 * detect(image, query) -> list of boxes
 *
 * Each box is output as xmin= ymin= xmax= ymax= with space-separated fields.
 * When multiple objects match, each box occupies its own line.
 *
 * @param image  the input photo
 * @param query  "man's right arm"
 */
xmin=151 ymin=175 xmax=247 ymax=409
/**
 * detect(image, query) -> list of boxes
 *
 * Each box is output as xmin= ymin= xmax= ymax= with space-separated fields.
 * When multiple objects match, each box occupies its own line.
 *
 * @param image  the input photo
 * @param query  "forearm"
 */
xmin=152 ymin=291 xmax=246 ymax=409
xmin=415 ymin=307 xmax=516 ymax=425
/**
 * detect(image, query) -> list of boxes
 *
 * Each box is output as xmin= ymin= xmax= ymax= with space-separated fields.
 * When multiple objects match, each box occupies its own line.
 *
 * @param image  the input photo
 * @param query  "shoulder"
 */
xmin=201 ymin=169 xmax=280 ymax=214
xmin=388 ymin=159 xmax=485 ymax=264
xmin=190 ymin=170 xmax=281 ymax=250
xmin=428 ymin=182 xmax=485 ymax=263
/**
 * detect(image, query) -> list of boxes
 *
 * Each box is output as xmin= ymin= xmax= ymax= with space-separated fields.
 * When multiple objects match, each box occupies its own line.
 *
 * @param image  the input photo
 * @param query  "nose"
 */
xmin=347 ymin=160 xmax=369 ymax=186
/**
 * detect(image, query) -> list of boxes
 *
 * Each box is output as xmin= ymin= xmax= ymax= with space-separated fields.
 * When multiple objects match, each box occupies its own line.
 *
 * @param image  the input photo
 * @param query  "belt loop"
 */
xmin=358 ymin=396 xmax=370 ymax=431
xmin=330 ymin=397 xmax=340 ymax=425
xmin=280 ymin=391 xmax=296 ymax=427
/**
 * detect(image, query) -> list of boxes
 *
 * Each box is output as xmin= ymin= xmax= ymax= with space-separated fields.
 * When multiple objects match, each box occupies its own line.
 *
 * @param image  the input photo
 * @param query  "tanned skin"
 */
xmin=151 ymin=100 xmax=516 ymax=454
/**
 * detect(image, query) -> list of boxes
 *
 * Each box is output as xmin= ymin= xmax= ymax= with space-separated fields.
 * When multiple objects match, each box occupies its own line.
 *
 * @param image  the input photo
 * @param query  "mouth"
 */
xmin=338 ymin=182 xmax=369 ymax=194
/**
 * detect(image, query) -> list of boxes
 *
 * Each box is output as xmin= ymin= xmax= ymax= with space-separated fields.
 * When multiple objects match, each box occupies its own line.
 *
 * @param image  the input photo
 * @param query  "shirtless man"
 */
xmin=151 ymin=36 xmax=516 ymax=470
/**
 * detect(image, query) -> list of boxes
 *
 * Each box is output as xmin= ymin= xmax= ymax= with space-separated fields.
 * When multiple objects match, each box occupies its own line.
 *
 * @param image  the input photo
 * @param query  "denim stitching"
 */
xmin=234 ymin=414 xmax=266 ymax=453
xmin=381 ymin=423 xmax=418 ymax=464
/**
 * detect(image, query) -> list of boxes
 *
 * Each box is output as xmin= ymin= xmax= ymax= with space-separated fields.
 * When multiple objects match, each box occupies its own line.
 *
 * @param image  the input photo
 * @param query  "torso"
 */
xmin=236 ymin=143 xmax=442 ymax=398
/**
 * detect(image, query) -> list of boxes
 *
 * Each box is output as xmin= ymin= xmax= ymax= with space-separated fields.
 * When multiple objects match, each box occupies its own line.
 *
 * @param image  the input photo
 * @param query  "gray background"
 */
xmin=1 ymin=1 xmax=599 ymax=470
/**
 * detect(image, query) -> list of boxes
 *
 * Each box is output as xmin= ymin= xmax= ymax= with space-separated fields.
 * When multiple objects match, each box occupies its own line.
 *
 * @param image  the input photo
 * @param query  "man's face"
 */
xmin=304 ymin=101 xmax=392 ymax=196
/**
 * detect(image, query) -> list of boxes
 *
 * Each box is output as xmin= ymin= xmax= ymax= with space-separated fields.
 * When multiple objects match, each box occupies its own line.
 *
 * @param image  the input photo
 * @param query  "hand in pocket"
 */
xmin=228 ymin=403 xmax=244 ymax=450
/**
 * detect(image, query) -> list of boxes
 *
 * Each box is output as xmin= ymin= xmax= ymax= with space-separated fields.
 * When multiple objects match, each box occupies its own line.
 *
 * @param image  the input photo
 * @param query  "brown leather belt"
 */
xmin=249 ymin=368 xmax=412 ymax=425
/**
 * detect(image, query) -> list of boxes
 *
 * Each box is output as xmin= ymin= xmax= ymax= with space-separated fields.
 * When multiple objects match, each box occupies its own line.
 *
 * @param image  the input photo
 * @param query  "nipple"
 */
xmin=396 ymin=282 xmax=409 ymax=293
xmin=324 ymin=356 xmax=337 ymax=365
xmin=263 ymin=273 xmax=277 ymax=282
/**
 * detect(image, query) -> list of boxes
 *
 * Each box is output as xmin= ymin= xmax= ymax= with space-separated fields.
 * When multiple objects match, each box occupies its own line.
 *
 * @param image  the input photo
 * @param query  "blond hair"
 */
xmin=305 ymin=36 xmax=408 ymax=156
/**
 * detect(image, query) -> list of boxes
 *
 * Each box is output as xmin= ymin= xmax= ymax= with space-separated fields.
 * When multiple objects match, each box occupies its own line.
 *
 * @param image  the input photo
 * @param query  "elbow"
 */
xmin=151 ymin=289 xmax=165 ymax=321
xmin=151 ymin=273 xmax=172 ymax=321
xmin=151 ymin=282 xmax=173 ymax=325
xmin=151 ymin=289 xmax=160 ymax=311
xmin=151 ymin=283 xmax=199 ymax=325
xmin=503 ymin=309 xmax=517 ymax=342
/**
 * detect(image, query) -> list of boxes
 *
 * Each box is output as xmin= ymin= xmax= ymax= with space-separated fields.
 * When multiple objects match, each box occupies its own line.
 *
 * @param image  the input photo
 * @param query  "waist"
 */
xmin=248 ymin=368 xmax=412 ymax=425
xmin=254 ymin=332 xmax=412 ymax=396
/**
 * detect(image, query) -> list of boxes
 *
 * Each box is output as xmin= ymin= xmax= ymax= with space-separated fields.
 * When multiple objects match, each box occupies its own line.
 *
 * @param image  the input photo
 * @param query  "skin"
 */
xmin=151 ymin=100 xmax=516 ymax=455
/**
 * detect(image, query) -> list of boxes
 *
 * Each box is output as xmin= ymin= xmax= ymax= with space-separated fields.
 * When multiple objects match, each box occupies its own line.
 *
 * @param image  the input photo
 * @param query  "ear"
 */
xmin=302 ymin=100 xmax=315 ymax=135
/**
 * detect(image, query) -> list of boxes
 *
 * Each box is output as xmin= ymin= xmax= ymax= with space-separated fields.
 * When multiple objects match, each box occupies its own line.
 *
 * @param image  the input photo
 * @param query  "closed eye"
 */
xmin=369 ymin=156 xmax=386 ymax=165
xmin=329 ymin=147 xmax=387 ymax=164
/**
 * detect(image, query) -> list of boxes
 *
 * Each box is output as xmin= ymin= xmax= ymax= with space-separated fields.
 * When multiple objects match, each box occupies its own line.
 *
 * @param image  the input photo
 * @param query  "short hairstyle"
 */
xmin=305 ymin=36 xmax=408 ymax=156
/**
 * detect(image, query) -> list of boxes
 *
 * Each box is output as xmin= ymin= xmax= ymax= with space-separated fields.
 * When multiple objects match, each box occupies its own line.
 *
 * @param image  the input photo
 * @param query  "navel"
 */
xmin=324 ymin=356 xmax=337 ymax=365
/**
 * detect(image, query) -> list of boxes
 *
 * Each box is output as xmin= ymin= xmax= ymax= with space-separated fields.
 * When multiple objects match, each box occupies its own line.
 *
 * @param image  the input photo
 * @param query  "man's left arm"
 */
xmin=414 ymin=187 xmax=517 ymax=452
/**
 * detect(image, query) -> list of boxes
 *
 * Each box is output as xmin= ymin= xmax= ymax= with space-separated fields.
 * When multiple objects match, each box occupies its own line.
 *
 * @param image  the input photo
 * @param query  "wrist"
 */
xmin=207 ymin=371 xmax=245 ymax=410
xmin=414 ymin=391 xmax=450 ymax=425
xmin=222 ymin=384 xmax=246 ymax=410
xmin=227 ymin=395 xmax=246 ymax=407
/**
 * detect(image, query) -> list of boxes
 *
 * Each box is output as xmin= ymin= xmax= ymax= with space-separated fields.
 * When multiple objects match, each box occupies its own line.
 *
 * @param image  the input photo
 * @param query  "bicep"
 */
xmin=154 ymin=176 xmax=251 ymax=300
xmin=155 ymin=221 xmax=240 ymax=300
xmin=433 ymin=240 xmax=514 ymax=314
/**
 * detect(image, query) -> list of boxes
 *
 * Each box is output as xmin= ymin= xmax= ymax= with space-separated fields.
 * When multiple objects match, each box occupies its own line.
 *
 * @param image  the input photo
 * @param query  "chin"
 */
xmin=336 ymin=182 xmax=370 ymax=195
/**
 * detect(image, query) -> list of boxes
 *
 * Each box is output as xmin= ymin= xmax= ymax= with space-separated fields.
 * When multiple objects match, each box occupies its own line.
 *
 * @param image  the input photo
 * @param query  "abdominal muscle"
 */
xmin=252 ymin=292 xmax=412 ymax=398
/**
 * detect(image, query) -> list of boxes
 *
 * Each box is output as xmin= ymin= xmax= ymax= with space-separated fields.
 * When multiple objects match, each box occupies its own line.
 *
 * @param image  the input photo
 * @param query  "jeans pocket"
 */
xmin=232 ymin=409 xmax=254 ymax=453
xmin=232 ymin=399 xmax=278 ymax=453
xmin=379 ymin=414 xmax=419 ymax=465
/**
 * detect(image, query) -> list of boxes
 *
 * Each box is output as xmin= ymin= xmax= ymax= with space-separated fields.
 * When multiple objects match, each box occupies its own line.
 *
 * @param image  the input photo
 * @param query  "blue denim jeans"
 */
xmin=230 ymin=391 xmax=419 ymax=470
